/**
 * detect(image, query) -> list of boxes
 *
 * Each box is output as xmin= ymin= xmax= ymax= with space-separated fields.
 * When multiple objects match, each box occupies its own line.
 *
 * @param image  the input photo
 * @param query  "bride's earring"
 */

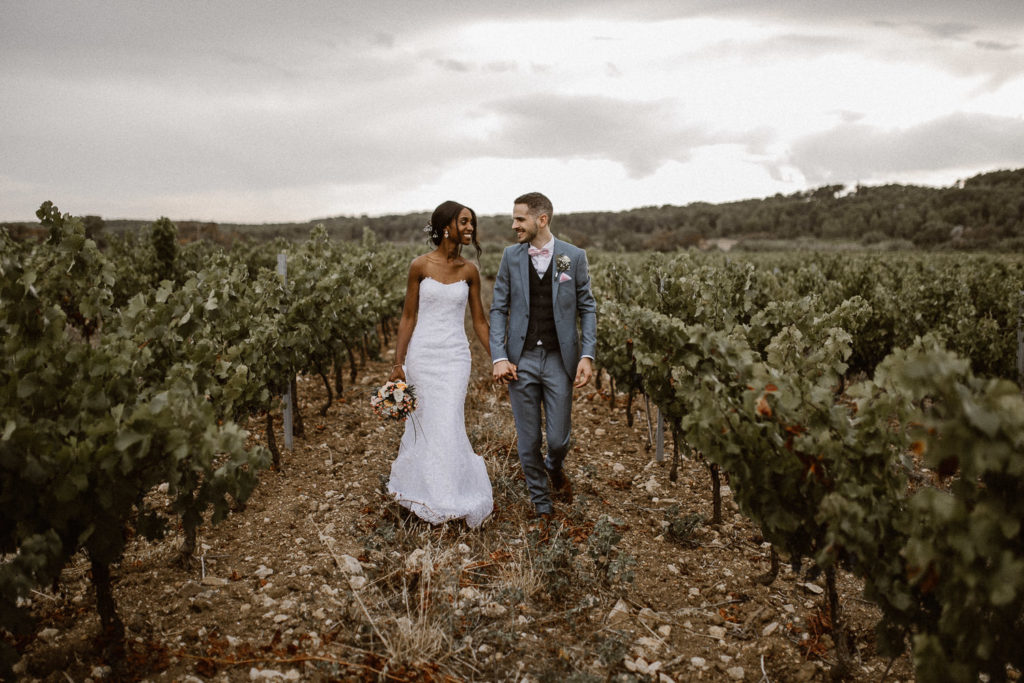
xmin=444 ymin=229 xmax=449 ymax=239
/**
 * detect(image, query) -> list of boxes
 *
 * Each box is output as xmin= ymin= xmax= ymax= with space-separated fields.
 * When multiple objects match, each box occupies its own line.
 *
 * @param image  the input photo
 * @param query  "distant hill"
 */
xmin=540 ymin=167 xmax=1024 ymax=251
xmin=5 ymin=168 xmax=1023 ymax=250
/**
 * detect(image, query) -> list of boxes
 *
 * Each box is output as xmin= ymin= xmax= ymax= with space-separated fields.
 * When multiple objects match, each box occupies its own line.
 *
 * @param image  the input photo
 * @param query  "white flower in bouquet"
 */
xmin=370 ymin=380 xmax=417 ymax=421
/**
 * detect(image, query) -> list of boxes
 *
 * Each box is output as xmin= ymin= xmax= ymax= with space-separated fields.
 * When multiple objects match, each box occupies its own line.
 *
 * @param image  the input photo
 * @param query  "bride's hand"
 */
xmin=389 ymin=364 xmax=406 ymax=382
xmin=492 ymin=360 xmax=517 ymax=384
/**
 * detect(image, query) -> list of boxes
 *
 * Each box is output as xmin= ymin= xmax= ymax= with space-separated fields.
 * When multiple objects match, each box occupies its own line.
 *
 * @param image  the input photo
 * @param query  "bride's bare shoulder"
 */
xmin=408 ymin=253 xmax=432 ymax=271
xmin=460 ymin=259 xmax=481 ymax=281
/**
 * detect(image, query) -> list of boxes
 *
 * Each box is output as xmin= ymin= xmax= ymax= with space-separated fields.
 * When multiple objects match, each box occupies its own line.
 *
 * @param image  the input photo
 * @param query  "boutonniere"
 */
xmin=556 ymin=254 xmax=571 ymax=273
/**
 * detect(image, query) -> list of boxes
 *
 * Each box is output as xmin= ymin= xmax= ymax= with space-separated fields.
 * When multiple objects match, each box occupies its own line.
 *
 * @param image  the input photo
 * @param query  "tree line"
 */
xmin=4 ymin=167 xmax=1023 ymax=250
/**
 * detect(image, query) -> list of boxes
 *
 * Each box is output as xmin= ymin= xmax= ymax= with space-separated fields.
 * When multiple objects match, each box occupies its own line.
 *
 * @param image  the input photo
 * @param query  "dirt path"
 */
xmin=16 ymin=340 xmax=915 ymax=682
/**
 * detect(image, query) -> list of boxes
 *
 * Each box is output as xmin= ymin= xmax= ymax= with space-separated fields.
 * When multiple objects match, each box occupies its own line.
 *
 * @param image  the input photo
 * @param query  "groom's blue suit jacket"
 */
xmin=489 ymin=239 xmax=597 ymax=377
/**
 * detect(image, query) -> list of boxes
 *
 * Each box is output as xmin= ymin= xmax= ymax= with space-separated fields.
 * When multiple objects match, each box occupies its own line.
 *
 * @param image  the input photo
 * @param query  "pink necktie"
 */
xmin=528 ymin=247 xmax=549 ymax=256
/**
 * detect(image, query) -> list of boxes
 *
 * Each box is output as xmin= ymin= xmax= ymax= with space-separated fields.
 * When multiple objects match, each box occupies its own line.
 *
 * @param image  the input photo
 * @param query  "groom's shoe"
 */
xmin=528 ymin=511 xmax=553 ymax=532
xmin=547 ymin=468 xmax=573 ymax=503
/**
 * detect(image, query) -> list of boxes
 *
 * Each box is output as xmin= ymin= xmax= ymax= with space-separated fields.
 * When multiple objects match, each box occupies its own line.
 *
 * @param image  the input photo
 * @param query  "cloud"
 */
xmin=860 ymin=16 xmax=1022 ymax=89
xmin=2 ymin=1 xmax=1023 ymax=222
xmin=735 ymin=127 xmax=778 ymax=157
xmin=680 ymin=1 xmax=1024 ymax=31
xmin=788 ymin=112 xmax=1024 ymax=183
xmin=832 ymin=110 xmax=867 ymax=124
xmin=479 ymin=95 xmax=712 ymax=177
xmin=484 ymin=61 xmax=518 ymax=73
xmin=914 ymin=21 xmax=977 ymax=40
xmin=435 ymin=59 xmax=473 ymax=73
xmin=975 ymin=39 xmax=1019 ymax=51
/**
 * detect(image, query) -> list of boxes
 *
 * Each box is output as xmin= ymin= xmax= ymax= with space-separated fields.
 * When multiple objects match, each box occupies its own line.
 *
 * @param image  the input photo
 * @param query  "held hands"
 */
xmin=574 ymin=357 xmax=593 ymax=388
xmin=492 ymin=358 xmax=590 ymax=386
xmin=389 ymin=364 xmax=406 ymax=382
xmin=492 ymin=360 xmax=518 ymax=385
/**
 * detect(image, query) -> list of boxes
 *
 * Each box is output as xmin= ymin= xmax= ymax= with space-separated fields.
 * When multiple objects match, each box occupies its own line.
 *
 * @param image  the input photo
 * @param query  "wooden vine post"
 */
xmin=277 ymin=253 xmax=294 ymax=451
xmin=655 ymin=407 xmax=665 ymax=463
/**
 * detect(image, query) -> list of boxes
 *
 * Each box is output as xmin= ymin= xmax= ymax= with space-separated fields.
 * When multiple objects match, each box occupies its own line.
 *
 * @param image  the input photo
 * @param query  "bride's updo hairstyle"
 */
xmin=426 ymin=200 xmax=482 ymax=259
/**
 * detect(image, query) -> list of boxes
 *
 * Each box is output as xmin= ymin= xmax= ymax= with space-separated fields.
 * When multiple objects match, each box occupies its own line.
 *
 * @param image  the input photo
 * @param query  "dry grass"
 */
xmin=492 ymin=540 xmax=542 ymax=601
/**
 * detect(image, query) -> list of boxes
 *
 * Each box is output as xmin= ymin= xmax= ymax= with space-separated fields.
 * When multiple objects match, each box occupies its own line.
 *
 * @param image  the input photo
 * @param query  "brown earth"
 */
xmin=14 ymin=339 xmax=918 ymax=682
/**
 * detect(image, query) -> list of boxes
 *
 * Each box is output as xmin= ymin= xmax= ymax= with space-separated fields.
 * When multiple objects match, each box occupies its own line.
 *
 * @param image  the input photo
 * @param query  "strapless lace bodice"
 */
xmin=410 ymin=277 xmax=470 ymax=345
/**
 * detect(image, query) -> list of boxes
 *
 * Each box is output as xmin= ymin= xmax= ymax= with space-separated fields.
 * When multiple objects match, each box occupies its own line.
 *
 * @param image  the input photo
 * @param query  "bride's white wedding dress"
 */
xmin=387 ymin=277 xmax=493 ymax=527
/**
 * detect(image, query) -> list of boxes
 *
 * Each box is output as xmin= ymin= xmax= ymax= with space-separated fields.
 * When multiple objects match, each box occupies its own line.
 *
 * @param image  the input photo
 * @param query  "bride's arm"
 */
xmin=467 ymin=264 xmax=490 ymax=358
xmin=390 ymin=259 xmax=422 ymax=381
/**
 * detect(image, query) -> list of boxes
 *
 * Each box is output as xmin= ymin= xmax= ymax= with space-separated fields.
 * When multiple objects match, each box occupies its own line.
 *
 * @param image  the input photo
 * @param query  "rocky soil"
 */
xmin=14 ymin=340 xmax=917 ymax=682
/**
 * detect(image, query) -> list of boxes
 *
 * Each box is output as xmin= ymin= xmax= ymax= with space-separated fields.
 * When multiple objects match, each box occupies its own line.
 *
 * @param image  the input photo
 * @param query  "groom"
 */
xmin=490 ymin=192 xmax=597 ymax=519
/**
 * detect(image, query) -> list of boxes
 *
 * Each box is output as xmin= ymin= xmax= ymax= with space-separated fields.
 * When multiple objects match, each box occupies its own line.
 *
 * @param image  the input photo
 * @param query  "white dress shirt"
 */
xmin=529 ymin=236 xmax=555 ymax=276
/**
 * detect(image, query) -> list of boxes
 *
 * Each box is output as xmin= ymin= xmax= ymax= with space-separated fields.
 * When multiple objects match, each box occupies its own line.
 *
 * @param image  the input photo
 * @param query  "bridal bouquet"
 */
xmin=370 ymin=380 xmax=417 ymax=421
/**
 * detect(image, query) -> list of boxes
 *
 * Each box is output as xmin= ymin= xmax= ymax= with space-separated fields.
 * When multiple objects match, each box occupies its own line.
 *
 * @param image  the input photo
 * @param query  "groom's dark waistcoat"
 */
xmin=524 ymin=264 xmax=559 ymax=351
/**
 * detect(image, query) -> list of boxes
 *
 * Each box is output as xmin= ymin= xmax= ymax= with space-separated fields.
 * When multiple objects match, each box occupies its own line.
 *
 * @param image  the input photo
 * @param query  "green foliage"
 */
xmin=9 ymin=191 xmax=1023 ymax=677
xmin=663 ymin=506 xmax=702 ymax=546
xmin=1 ymin=203 xmax=412 ymax=672
xmin=0 ymin=203 xmax=279 ymax=673
xmin=868 ymin=339 xmax=1023 ymax=680
xmin=586 ymin=516 xmax=636 ymax=586
xmin=595 ymin=251 xmax=1024 ymax=680
xmin=529 ymin=529 xmax=580 ymax=600
xmin=1 ymin=200 xmax=413 ymax=672
xmin=595 ymin=251 xmax=1024 ymax=381
xmin=150 ymin=216 xmax=179 ymax=283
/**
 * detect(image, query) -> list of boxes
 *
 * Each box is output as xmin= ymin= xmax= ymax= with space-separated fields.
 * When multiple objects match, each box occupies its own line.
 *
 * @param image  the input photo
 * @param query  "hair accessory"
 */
xmin=422 ymin=222 xmax=432 ymax=233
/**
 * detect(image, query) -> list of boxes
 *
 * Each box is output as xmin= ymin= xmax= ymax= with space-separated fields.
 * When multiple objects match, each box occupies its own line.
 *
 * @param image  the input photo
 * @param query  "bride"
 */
xmin=387 ymin=200 xmax=494 ymax=527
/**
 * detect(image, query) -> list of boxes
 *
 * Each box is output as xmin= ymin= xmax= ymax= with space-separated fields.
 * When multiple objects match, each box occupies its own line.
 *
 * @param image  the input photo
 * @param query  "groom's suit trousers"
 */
xmin=508 ymin=346 xmax=573 ymax=515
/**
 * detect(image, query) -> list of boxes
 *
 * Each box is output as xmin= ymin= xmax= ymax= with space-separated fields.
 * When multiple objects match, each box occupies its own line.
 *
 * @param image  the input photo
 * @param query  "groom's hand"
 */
xmin=574 ymin=358 xmax=593 ymax=388
xmin=493 ymin=360 xmax=518 ymax=384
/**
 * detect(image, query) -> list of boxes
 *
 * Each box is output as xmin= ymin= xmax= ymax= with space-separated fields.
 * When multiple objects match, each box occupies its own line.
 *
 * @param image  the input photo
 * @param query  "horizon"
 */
xmin=7 ymin=167 xmax=1010 ymax=227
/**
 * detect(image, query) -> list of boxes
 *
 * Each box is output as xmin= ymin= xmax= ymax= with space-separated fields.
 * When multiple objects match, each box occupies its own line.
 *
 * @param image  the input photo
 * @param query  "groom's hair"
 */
xmin=514 ymin=192 xmax=553 ymax=221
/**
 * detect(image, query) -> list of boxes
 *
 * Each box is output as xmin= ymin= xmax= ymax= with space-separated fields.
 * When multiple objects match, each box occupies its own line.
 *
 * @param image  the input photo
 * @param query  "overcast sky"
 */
xmin=2 ymin=1 xmax=1023 ymax=223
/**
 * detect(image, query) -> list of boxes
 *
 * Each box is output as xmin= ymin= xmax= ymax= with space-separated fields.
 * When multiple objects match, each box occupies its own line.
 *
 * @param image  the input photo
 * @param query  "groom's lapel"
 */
xmin=550 ymin=239 xmax=562 ymax=307
xmin=517 ymin=243 xmax=531 ymax=306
